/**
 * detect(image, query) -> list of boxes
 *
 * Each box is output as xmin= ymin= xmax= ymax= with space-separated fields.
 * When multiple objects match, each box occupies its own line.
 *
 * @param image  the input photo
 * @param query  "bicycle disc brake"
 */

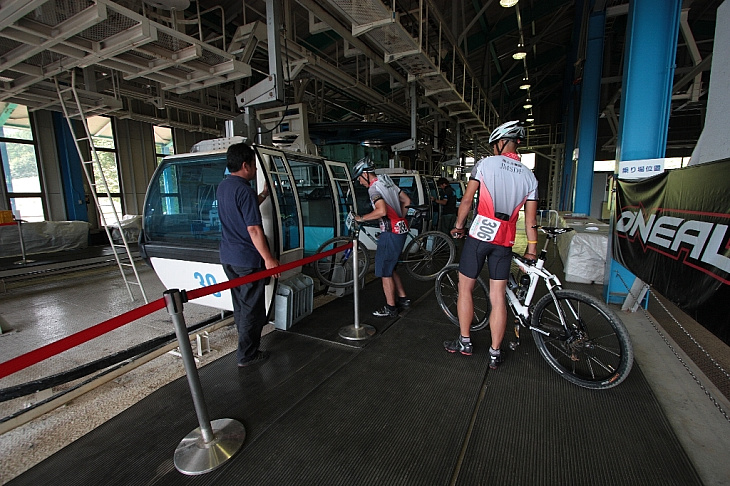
xmin=566 ymin=331 xmax=589 ymax=362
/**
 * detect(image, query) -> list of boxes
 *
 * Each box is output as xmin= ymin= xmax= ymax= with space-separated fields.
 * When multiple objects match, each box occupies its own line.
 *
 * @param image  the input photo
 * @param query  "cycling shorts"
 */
xmin=458 ymin=236 xmax=513 ymax=280
xmin=375 ymin=231 xmax=407 ymax=277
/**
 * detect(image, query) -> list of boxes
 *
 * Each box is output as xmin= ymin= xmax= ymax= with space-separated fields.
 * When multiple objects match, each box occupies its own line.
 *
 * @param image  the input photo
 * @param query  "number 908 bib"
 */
xmin=469 ymin=214 xmax=501 ymax=242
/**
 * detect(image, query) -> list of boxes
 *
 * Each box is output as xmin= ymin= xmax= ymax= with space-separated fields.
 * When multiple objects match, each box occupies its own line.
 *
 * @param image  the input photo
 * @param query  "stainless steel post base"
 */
xmin=174 ymin=418 xmax=246 ymax=475
xmin=338 ymin=323 xmax=376 ymax=341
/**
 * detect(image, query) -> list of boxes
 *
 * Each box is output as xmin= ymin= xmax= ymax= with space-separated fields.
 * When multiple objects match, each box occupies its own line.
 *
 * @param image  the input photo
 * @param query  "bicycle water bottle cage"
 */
xmin=517 ymin=274 xmax=530 ymax=300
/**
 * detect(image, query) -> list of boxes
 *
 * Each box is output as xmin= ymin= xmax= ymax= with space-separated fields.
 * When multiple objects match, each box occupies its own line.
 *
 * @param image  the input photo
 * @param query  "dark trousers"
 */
xmin=438 ymin=213 xmax=457 ymax=233
xmin=223 ymin=264 xmax=266 ymax=364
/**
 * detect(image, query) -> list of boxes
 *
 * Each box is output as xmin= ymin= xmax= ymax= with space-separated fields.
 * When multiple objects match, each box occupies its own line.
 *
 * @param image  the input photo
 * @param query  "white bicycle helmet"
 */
xmin=488 ymin=120 xmax=525 ymax=144
xmin=351 ymin=157 xmax=375 ymax=181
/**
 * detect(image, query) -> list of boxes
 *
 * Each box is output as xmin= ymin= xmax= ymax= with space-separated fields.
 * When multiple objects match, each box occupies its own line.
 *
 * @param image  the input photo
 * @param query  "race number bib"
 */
xmin=392 ymin=219 xmax=409 ymax=235
xmin=469 ymin=214 xmax=502 ymax=242
xmin=379 ymin=218 xmax=408 ymax=234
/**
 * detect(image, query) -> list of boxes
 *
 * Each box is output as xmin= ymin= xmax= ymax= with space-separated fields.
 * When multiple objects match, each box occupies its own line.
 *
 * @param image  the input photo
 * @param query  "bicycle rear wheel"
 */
xmin=402 ymin=231 xmax=456 ymax=281
xmin=314 ymin=236 xmax=370 ymax=288
xmin=434 ymin=264 xmax=490 ymax=331
xmin=531 ymin=289 xmax=633 ymax=390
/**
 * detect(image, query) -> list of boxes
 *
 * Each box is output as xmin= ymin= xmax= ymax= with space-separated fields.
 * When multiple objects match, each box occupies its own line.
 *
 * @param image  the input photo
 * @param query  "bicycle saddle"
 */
xmin=539 ymin=226 xmax=574 ymax=236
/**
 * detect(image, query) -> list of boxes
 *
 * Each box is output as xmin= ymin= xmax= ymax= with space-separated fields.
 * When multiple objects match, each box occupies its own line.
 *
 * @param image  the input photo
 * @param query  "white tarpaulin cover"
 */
xmin=555 ymin=212 xmax=609 ymax=284
xmin=108 ymin=215 xmax=142 ymax=244
xmin=0 ymin=221 xmax=90 ymax=257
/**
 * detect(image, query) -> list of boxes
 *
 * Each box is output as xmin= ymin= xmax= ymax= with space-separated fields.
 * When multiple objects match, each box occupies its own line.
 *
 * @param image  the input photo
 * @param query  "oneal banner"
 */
xmin=614 ymin=158 xmax=730 ymax=309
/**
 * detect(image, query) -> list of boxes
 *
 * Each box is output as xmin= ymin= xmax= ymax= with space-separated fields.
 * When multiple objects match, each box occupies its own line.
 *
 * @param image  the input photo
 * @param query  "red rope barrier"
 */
xmin=185 ymin=241 xmax=351 ymax=300
xmin=0 ymin=241 xmax=353 ymax=380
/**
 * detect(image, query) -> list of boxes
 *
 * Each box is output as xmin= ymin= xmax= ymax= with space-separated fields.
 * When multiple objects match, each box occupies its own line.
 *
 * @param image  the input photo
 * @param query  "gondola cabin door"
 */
xmin=254 ymin=147 xmax=305 ymax=282
xmin=323 ymin=160 xmax=359 ymax=235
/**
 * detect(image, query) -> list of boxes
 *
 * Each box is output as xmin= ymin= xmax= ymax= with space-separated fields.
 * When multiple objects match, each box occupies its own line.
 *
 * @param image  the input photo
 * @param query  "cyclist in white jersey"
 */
xmin=445 ymin=121 xmax=539 ymax=369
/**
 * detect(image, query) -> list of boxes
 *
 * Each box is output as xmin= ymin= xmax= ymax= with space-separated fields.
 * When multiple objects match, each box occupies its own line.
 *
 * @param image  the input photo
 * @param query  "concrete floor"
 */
xmin=1 ymin=257 xmax=729 ymax=485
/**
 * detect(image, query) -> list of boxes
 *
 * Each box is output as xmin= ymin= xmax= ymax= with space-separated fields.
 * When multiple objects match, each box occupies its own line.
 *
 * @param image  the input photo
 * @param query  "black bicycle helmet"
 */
xmin=351 ymin=157 xmax=375 ymax=181
xmin=488 ymin=120 xmax=525 ymax=145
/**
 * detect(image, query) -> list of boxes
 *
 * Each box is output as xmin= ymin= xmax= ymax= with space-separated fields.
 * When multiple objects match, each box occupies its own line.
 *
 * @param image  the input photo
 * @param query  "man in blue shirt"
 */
xmin=217 ymin=142 xmax=279 ymax=367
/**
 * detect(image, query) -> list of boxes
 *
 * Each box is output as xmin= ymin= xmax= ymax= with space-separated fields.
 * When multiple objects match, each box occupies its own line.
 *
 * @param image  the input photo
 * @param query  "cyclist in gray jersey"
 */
xmin=445 ymin=121 xmax=539 ymax=369
xmin=351 ymin=158 xmax=412 ymax=318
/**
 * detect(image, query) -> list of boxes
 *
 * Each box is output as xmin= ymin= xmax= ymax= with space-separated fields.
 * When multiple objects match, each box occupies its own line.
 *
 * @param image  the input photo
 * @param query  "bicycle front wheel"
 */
xmin=531 ymin=289 xmax=634 ymax=390
xmin=434 ymin=264 xmax=490 ymax=331
xmin=314 ymin=236 xmax=370 ymax=288
xmin=402 ymin=231 xmax=456 ymax=281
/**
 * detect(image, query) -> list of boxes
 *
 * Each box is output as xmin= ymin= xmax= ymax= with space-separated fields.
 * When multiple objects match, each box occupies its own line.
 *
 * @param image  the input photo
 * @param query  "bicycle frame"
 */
xmin=506 ymin=255 xmax=561 ymax=326
xmin=357 ymin=205 xmax=428 ymax=246
xmin=506 ymin=230 xmax=572 ymax=341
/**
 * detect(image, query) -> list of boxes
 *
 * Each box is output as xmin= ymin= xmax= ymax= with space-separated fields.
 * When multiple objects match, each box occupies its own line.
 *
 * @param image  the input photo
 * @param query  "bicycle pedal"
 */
xmin=509 ymin=340 xmax=520 ymax=350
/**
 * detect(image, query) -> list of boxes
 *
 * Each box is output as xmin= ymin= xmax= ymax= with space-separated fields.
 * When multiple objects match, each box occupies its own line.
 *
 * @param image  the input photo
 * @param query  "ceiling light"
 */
xmin=513 ymin=43 xmax=527 ymax=60
xmin=526 ymin=116 xmax=534 ymax=123
xmin=519 ymin=83 xmax=531 ymax=90
xmin=523 ymin=103 xmax=532 ymax=109
xmin=500 ymin=0 xmax=519 ymax=7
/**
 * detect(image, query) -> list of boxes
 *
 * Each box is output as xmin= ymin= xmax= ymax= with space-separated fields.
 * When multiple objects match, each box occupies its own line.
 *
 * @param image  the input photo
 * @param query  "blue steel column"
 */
xmin=53 ymin=112 xmax=88 ymax=221
xmin=573 ymin=8 xmax=606 ymax=215
xmin=604 ymin=0 xmax=682 ymax=304
xmin=559 ymin=0 xmax=586 ymax=211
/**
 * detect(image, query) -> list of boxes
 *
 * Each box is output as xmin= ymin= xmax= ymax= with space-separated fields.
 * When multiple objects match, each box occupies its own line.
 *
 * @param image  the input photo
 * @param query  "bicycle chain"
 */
xmin=615 ymin=273 xmax=730 ymax=423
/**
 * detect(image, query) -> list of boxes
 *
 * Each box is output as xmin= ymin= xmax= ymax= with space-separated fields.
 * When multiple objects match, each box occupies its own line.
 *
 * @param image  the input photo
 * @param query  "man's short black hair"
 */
xmin=437 ymin=177 xmax=449 ymax=186
xmin=226 ymin=142 xmax=255 ymax=173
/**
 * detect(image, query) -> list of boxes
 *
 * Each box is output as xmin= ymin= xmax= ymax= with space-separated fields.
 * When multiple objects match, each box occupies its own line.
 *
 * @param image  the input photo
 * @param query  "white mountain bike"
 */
xmin=434 ymin=226 xmax=634 ymax=390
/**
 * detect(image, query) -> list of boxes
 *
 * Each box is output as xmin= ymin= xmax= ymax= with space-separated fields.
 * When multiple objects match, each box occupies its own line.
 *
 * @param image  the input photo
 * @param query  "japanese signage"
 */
xmin=617 ymin=158 xmax=665 ymax=180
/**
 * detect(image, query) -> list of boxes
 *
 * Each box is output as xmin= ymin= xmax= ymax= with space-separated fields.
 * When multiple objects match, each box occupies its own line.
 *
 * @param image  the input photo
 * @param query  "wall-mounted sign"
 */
xmin=617 ymin=158 xmax=665 ymax=180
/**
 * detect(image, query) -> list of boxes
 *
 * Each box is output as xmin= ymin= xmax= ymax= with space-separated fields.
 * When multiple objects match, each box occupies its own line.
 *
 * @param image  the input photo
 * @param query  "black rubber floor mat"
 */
xmin=6 ymin=331 xmax=359 ymax=486
xmin=288 ymin=272 xmax=436 ymax=346
xmin=8 ymin=282 xmax=702 ymax=486
xmin=196 ymin=317 xmax=490 ymax=486
xmin=454 ymin=330 xmax=703 ymax=486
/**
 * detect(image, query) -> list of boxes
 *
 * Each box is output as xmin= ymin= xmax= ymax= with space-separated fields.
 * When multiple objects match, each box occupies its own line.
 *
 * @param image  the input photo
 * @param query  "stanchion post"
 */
xmin=164 ymin=289 xmax=246 ymax=475
xmin=339 ymin=235 xmax=375 ymax=341
xmin=13 ymin=218 xmax=34 ymax=265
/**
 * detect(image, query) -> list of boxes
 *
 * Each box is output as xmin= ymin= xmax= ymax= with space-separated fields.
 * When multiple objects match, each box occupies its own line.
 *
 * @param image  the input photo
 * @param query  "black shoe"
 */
xmin=397 ymin=296 xmax=411 ymax=309
xmin=444 ymin=337 xmax=473 ymax=356
xmin=372 ymin=305 xmax=398 ymax=318
xmin=489 ymin=349 xmax=504 ymax=370
xmin=238 ymin=350 xmax=269 ymax=367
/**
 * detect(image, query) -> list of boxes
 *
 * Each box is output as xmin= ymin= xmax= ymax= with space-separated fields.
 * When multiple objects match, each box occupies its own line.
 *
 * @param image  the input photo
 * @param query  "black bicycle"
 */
xmin=315 ymin=204 xmax=456 ymax=287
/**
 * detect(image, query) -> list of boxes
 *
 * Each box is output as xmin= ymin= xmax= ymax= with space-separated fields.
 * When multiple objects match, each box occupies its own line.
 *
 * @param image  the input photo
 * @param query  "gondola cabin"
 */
xmin=139 ymin=137 xmax=357 ymax=319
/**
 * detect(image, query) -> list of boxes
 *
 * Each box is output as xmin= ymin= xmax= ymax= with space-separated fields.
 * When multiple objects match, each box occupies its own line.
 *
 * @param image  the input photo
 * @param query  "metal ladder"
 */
xmin=546 ymin=144 xmax=564 ymax=211
xmin=54 ymin=73 xmax=148 ymax=303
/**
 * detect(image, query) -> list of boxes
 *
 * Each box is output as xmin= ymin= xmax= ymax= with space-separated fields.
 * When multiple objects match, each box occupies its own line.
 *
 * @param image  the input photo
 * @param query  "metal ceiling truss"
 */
xmin=230 ymin=20 xmax=409 ymax=122
xmin=319 ymin=0 xmax=499 ymax=144
xmin=0 ymin=0 xmax=250 ymax=119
